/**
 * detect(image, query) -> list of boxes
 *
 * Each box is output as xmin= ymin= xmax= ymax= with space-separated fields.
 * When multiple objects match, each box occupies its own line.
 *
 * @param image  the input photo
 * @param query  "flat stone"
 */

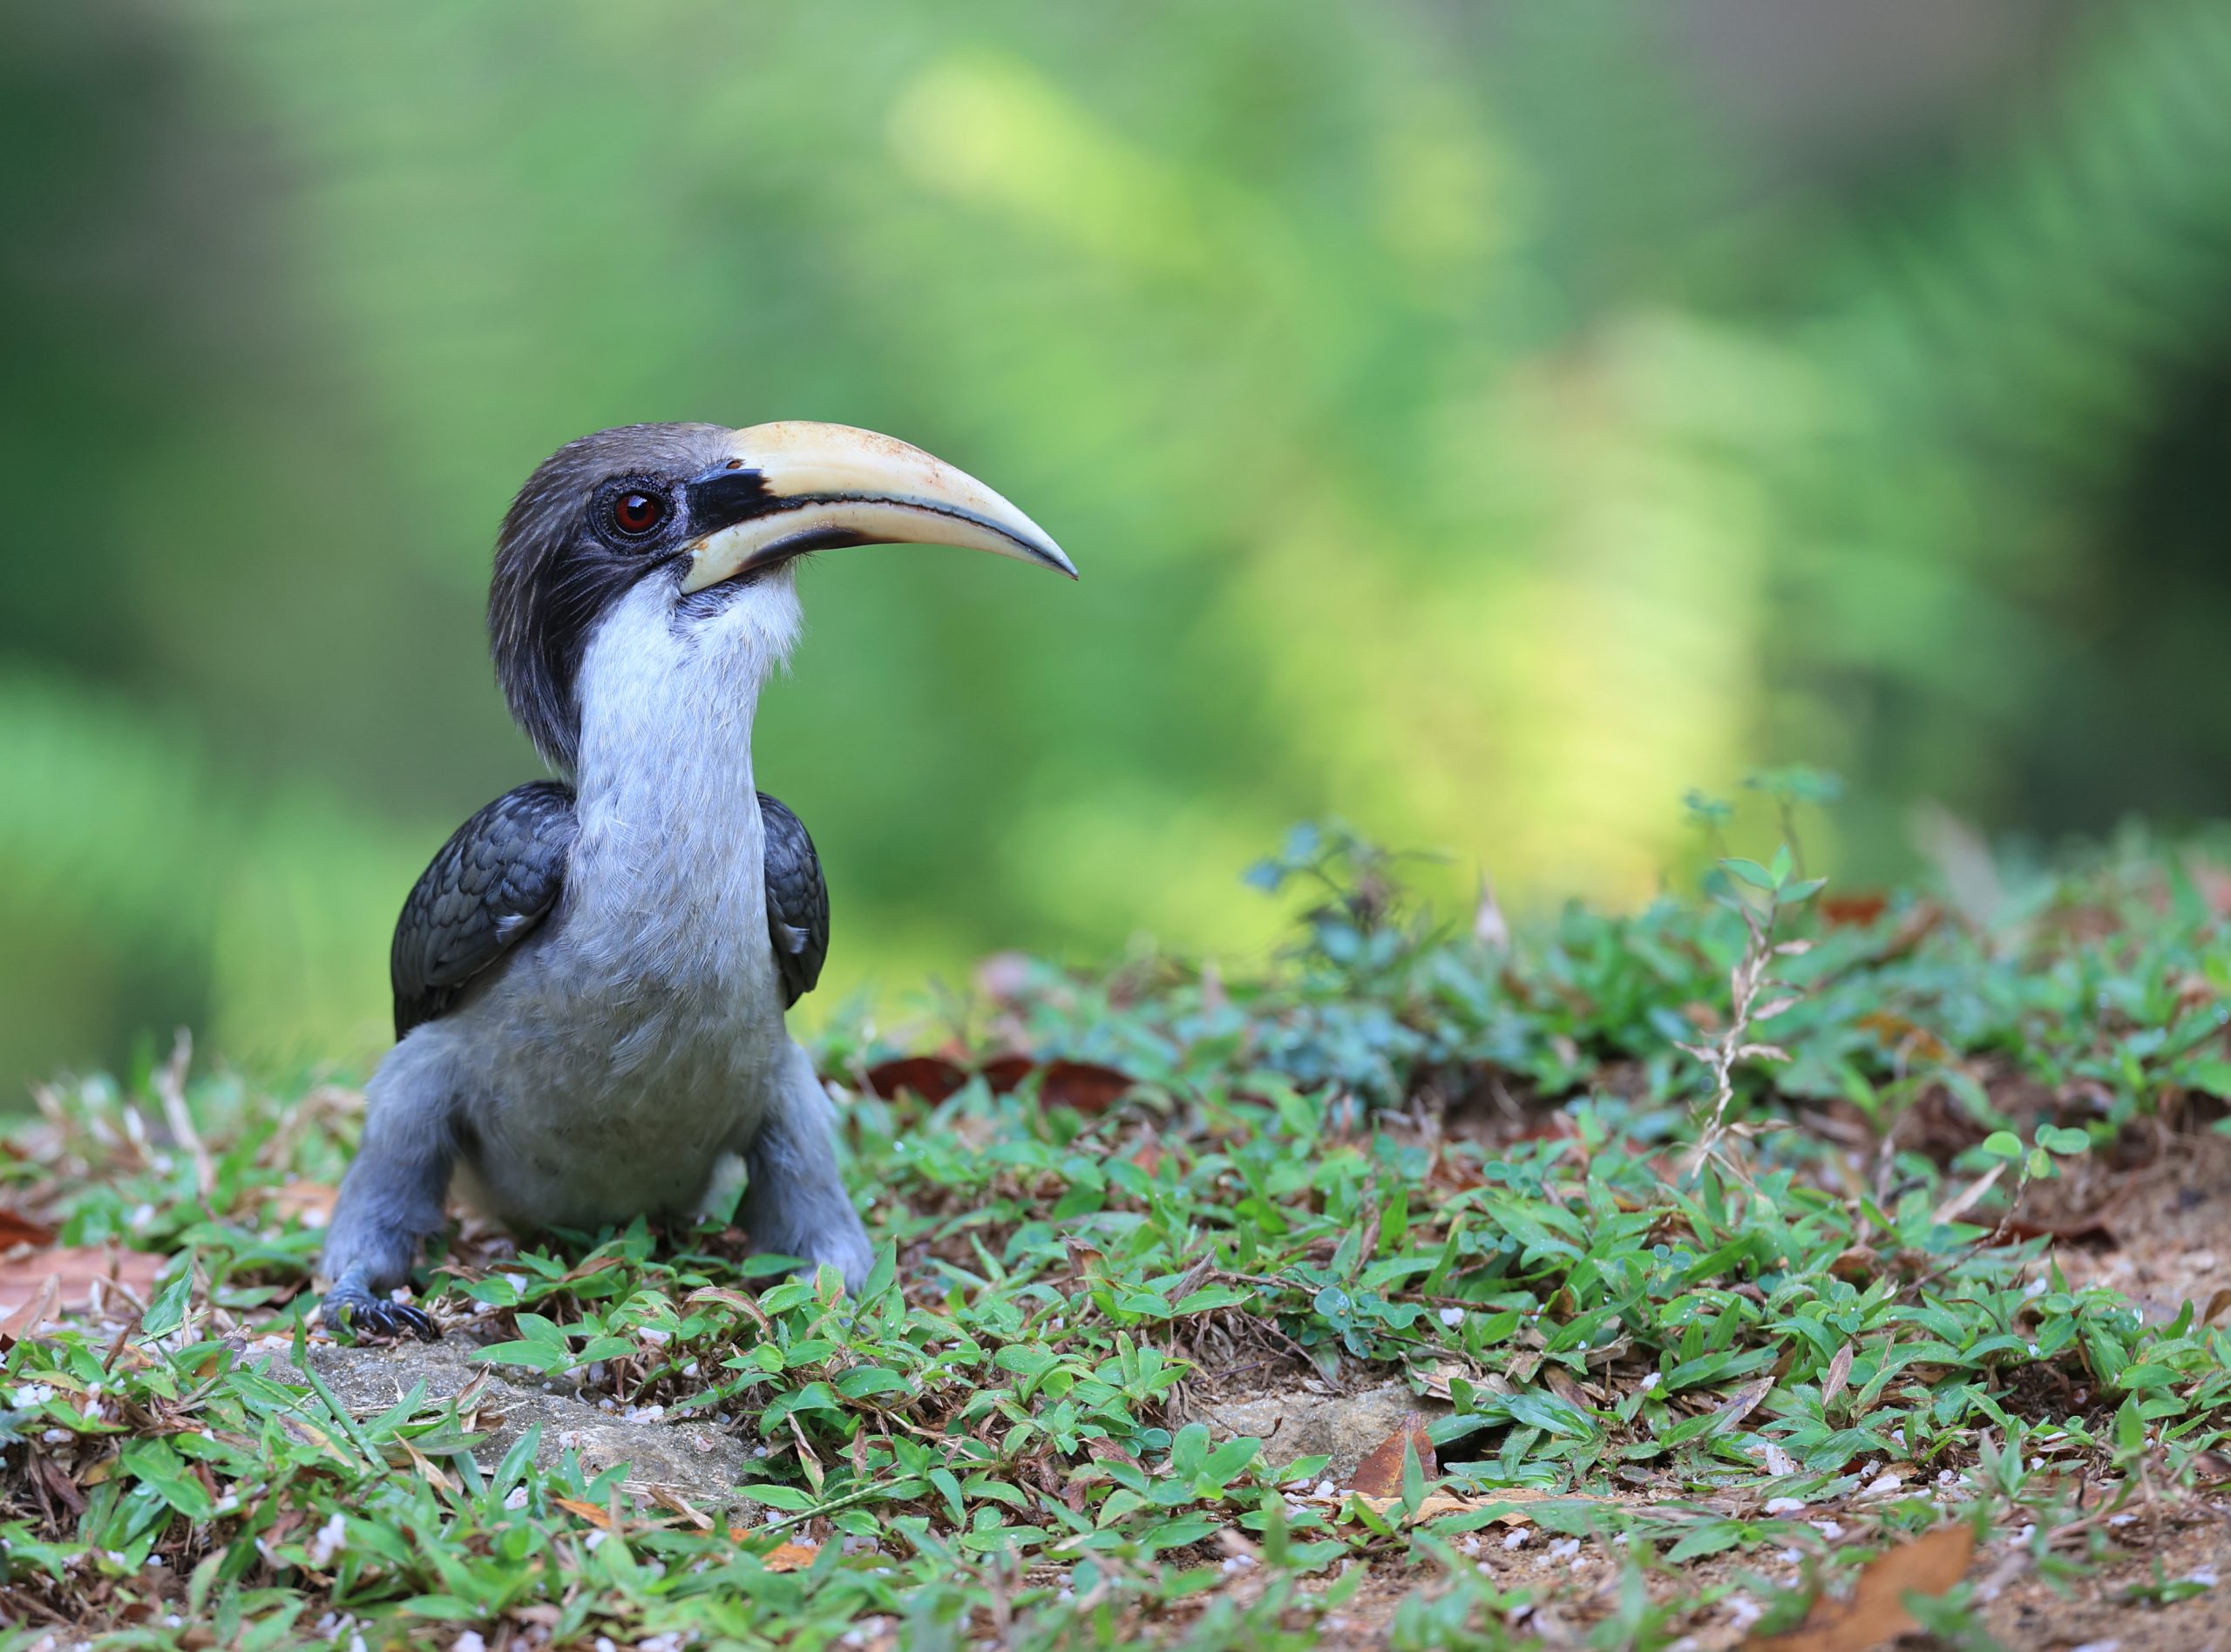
xmin=1183 ymin=1380 xmax=1441 ymax=1482
xmin=250 ymin=1338 xmax=758 ymax=1508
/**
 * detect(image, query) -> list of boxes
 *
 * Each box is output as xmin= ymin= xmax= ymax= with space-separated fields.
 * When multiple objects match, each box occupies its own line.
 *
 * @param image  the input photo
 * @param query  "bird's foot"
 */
xmin=779 ymin=1229 xmax=874 ymax=1297
xmin=322 ymin=1275 xmax=438 ymax=1341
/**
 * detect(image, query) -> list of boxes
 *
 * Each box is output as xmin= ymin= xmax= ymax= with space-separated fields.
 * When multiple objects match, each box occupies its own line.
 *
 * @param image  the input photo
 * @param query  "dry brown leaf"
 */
xmin=1820 ymin=893 xmax=1890 ymax=928
xmin=1929 ymin=1162 xmax=2004 ymax=1227
xmin=1038 ymin=1060 xmax=1136 ymax=1114
xmin=878 ymin=1053 xmax=1140 ymax=1114
xmin=979 ymin=1053 xmax=1036 ymax=1092
xmin=0 ymin=1273 xmax=60 ymax=1344
xmin=858 ymin=1056 xmax=968 ymax=1103
xmin=1353 ymin=1491 xmax=1485 ymax=1524
xmin=1821 ymin=1344 xmax=1855 ymax=1409
xmin=1349 ymin=1418 xmax=1436 ymax=1497
xmin=1712 ymin=1376 xmax=1775 ymax=1436
xmin=1314 ymin=1484 xmax=1578 ymax=1528
xmin=554 ymin=1497 xmax=616 ymax=1529
xmin=1855 ymin=1011 xmax=1948 ymax=1061
xmin=1084 ymin=1438 xmax=1143 ymax=1471
xmin=0 ymin=1209 xmax=58 ymax=1249
xmin=758 ymin=1540 xmax=821 ymax=1572
xmin=1414 ymin=1358 xmax=1468 ymax=1403
xmin=0 ymin=1244 xmax=165 ymax=1327
xmin=2203 ymin=1287 xmax=2231 ymax=1327
xmin=1746 ymin=1524 xmax=1975 ymax=1652
xmin=1828 ymin=1248 xmax=1879 ymax=1286
xmin=1542 ymin=1364 xmax=1592 ymax=1412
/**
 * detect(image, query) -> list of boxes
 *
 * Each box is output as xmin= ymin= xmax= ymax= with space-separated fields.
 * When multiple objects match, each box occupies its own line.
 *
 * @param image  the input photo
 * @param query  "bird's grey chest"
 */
xmin=455 ymin=801 xmax=784 ymax=1218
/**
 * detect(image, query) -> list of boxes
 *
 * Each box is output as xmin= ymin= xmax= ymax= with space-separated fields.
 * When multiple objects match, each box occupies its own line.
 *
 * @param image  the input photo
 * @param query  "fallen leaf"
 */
xmin=1084 ymin=1438 xmax=1143 ymax=1472
xmin=1310 ymin=1484 xmax=1582 ymax=1528
xmin=1712 ymin=1376 xmax=1776 ymax=1436
xmin=979 ymin=1053 xmax=1036 ymax=1093
xmin=0 ymin=1209 xmax=58 ymax=1249
xmin=0 ymin=1244 xmax=165 ymax=1328
xmin=29 ymin=1455 xmax=87 ymax=1515
xmin=1820 ymin=892 xmax=1889 ymax=927
xmin=858 ymin=1057 xmax=968 ymax=1103
xmin=554 ymin=1497 xmax=616 ymax=1529
xmin=1821 ymin=1344 xmax=1855 ymax=1409
xmin=1037 ymin=1060 xmax=1135 ymax=1114
xmin=1354 ymin=1491 xmax=1480 ymax=1523
xmin=0 ymin=1274 xmax=59 ymax=1344
xmin=1349 ymin=1418 xmax=1436 ymax=1498
xmin=1543 ymin=1364 xmax=1592 ymax=1412
xmin=2203 ymin=1287 xmax=2231 ymax=1327
xmin=1414 ymin=1358 xmax=1469 ymax=1403
xmin=1746 ymin=1524 xmax=1975 ymax=1652
xmin=1855 ymin=1011 xmax=1948 ymax=1061
xmin=1125 ymin=1139 xmax=1164 ymax=1176
xmin=1929 ymin=1162 xmax=2004 ymax=1227
xmin=758 ymin=1540 xmax=821 ymax=1572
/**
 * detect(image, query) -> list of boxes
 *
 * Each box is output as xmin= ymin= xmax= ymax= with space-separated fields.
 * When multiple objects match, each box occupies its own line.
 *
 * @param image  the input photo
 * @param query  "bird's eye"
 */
xmin=609 ymin=491 xmax=667 ymax=538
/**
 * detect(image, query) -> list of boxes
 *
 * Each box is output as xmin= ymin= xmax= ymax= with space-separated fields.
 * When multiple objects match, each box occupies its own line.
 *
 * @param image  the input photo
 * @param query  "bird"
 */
xmin=319 ymin=421 xmax=1074 ymax=1337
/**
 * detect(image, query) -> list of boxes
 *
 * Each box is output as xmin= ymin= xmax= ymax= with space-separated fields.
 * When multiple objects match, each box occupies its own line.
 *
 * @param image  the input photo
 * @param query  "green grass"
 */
xmin=5 ymin=820 xmax=2231 ymax=1648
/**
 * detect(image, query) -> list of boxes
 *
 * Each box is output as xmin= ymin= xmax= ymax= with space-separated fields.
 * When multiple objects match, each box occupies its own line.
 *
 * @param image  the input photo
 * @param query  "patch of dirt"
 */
xmin=1282 ymin=1496 xmax=2231 ymax=1650
xmin=1979 ymin=1508 xmax=2231 ymax=1652
xmin=2048 ymin=1128 xmax=2231 ymax=1322
xmin=254 ymin=1337 xmax=762 ymax=1509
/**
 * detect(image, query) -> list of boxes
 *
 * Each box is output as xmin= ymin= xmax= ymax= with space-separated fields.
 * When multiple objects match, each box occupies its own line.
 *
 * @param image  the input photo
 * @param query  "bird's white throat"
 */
xmin=563 ymin=574 xmax=803 ymax=991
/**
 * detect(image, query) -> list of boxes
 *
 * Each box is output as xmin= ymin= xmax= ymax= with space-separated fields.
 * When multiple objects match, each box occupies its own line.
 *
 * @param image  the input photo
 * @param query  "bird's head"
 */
xmin=487 ymin=421 xmax=1074 ymax=770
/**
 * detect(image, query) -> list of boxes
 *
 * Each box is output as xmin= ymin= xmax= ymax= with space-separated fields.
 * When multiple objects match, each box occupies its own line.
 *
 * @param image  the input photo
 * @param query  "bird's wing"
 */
xmin=758 ymin=790 xmax=830 ymax=1008
xmin=390 ymin=781 xmax=579 ymax=1039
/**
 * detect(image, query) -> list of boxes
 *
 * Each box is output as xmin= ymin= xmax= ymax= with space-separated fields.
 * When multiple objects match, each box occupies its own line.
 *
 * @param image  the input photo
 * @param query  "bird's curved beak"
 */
xmin=679 ymin=422 xmax=1075 ymax=593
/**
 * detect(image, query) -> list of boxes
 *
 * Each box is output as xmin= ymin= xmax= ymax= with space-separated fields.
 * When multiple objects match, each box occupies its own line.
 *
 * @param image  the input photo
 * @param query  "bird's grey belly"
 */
xmin=430 ymin=964 xmax=783 ymax=1231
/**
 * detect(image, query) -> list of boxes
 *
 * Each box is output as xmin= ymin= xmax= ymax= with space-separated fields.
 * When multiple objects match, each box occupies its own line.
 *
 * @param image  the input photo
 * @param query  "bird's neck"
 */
xmin=563 ymin=582 xmax=794 ymax=961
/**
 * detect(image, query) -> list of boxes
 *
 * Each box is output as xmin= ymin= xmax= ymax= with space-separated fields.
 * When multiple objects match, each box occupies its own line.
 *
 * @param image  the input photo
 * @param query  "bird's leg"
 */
xmin=737 ymin=1041 xmax=873 ymax=1292
xmin=319 ymin=1063 xmax=456 ymax=1340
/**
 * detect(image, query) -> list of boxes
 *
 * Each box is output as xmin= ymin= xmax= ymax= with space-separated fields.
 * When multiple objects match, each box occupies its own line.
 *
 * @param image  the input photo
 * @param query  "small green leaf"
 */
xmin=141 ymin=1258 xmax=193 ymax=1342
xmin=2183 ymin=1059 xmax=2231 ymax=1099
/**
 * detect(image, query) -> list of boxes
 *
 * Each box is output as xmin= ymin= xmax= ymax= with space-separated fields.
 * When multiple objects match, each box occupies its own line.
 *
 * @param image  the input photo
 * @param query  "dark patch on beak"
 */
xmin=684 ymin=467 xmax=774 ymax=536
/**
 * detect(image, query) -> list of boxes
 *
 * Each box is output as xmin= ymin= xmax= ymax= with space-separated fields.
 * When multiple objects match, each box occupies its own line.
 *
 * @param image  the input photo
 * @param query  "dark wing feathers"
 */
xmin=758 ymin=790 xmax=830 ymax=1007
xmin=390 ymin=781 xmax=578 ymax=1039
xmin=389 ymin=780 xmax=826 ymax=1034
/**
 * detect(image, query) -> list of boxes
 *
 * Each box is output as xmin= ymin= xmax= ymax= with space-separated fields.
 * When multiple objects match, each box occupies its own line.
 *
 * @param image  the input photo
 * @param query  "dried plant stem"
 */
xmin=1678 ymin=891 xmax=1808 ymax=1183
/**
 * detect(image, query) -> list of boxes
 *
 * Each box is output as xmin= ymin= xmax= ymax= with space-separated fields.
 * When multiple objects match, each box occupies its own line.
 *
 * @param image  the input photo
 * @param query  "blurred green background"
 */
xmin=7 ymin=0 xmax=2231 ymax=1087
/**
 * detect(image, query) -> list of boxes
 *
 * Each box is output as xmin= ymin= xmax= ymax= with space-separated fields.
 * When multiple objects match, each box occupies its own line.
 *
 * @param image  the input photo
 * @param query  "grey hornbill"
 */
xmin=320 ymin=422 xmax=1074 ymax=1336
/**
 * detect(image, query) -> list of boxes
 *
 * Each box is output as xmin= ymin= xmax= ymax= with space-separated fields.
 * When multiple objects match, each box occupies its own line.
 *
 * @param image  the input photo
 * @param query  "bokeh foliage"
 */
xmin=6 ymin=0 xmax=2231 ymax=1078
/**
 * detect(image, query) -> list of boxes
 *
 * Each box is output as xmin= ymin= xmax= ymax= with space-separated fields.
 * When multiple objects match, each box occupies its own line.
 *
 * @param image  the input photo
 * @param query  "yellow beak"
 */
xmin=679 ymin=422 xmax=1075 ymax=593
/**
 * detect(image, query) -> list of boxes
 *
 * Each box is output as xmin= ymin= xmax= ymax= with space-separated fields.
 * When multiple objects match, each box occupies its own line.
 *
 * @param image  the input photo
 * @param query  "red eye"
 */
xmin=610 ymin=491 xmax=665 ymax=537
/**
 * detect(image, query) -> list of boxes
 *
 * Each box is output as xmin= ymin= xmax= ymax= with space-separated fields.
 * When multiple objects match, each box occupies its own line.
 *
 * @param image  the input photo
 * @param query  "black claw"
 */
xmin=325 ymin=1285 xmax=440 ymax=1342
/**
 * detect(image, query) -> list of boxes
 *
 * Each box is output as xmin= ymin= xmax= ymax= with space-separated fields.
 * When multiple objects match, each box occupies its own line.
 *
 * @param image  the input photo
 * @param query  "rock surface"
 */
xmin=254 ymin=1337 xmax=758 ymax=1507
xmin=1182 ymin=1379 xmax=1441 ymax=1481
